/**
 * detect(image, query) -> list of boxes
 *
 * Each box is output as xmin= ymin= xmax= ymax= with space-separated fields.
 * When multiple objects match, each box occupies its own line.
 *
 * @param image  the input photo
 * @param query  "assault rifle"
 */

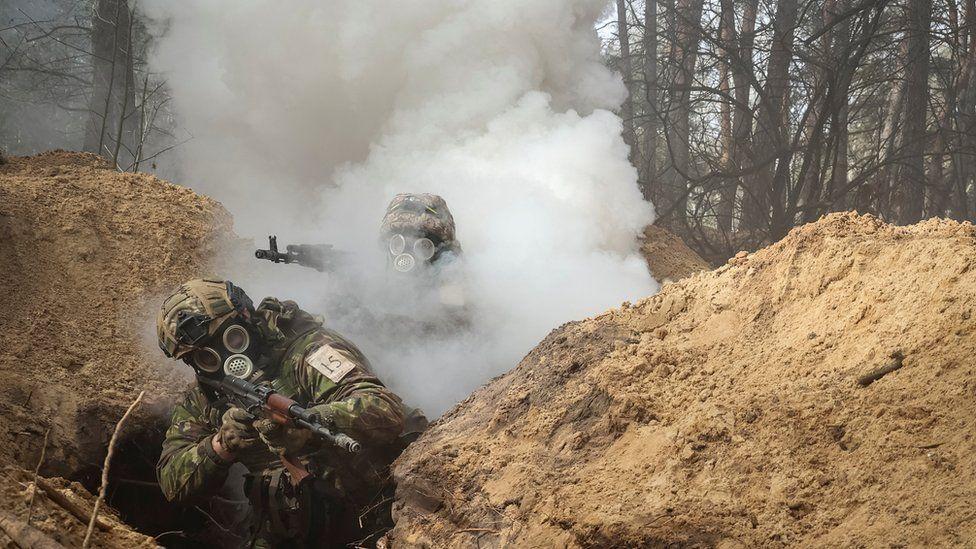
xmin=254 ymin=235 xmax=344 ymax=272
xmin=198 ymin=375 xmax=360 ymax=484
xmin=198 ymin=375 xmax=362 ymax=454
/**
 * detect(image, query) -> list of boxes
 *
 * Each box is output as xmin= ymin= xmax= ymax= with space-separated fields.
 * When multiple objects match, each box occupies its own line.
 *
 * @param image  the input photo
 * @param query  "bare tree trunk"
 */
xmin=803 ymin=0 xmax=877 ymax=221
xmin=120 ymin=4 xmax=139 ymax=167
xmin=641 ymin=0 xmax=659 ymax=203
xmin=84 ymin=0 xmax=119 ymax=154
xmin=83 ymin=0 xmax=137 ymax=165
xmin=799 ymin=0 xmax=831 ymax=220
xmin=927 ymin=122 xmax=947 ymax=216
xmin=895 ymin=0 xmax=932 ymax=224
xmin=133 ymin=74 xmax=149 ymax=172
xmin=730 ymin=0 xmax=758 ymax=221
xmin=871 ymin=36 xmax=908 ymax=217
xmin=716 ymin=0 xmax=737 ymax=233
xmin=956 ymin=0 xmax=976 ymax=219
xmin=745 ymin=0 xmax=798 ymax=234
xmin=828 ymin=2 xmax=852 ymax=212
xmin=112 ymin=2 xmax=135 ymax=168
xmin=662 ymin=0 xmax=704 ymax=227
xmin=617 ymin=0 xmax=636 ymax=159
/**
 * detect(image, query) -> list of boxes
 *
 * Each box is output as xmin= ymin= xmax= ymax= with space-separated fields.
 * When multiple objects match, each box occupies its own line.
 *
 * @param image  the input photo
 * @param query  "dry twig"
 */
xmin=26 ymin=427 xmax=51 ymax=524
xmin=452 ymin=528 xmax=499 ymax=535
xmin=81 ymin=391 xmax=144 ymax=549
xmin=857 ymin=350 xmax=905 ymax=387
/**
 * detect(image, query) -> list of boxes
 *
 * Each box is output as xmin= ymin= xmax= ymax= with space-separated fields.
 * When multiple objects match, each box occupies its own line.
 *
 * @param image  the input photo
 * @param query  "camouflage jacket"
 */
xmin=156 ymin=298 xmax=406 ymax=508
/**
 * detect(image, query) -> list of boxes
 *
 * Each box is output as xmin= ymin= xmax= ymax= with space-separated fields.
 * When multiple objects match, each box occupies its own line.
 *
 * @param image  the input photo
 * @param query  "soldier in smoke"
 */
xmin=257 ymin=193 xmax=466 ymax=309
xmin=379 ymin=193 xmax=462 ymax=276
xmin=377 ymin=193 xmax=467 ymax=315
xmin=155 ymin=278 xmax=413 ymax=547
xmin=256 ymin=192 xmax=469 ymax=337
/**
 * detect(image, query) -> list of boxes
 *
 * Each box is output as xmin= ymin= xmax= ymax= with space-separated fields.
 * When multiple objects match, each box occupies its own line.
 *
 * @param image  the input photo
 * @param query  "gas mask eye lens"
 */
xmin=414 ymin=238 xmax=436 ymax=260
xmin=191 ymin=347 xmax=222 ymax=373
xmin=222 ymin=324 xmax=250 ymax=353
xmin=393 ymin=253 xmax=416 ymax=272
xmin=389 ymin=234 xmax=406 ymax=255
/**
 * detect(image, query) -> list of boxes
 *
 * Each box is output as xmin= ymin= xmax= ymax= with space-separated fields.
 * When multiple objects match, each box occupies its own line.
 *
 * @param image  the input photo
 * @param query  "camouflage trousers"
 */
xmin=244 ymin=468 xmax=394 ymax=549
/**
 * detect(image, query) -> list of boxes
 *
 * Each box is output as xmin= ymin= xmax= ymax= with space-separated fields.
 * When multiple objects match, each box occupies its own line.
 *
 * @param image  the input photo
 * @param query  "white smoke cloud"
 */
xmin=143 ymin=0 xmax=657 ymax=415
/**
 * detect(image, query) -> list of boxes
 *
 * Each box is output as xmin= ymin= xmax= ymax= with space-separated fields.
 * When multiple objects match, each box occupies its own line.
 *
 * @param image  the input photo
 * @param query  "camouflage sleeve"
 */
xmin=293 ymin=336 xmax=405 ymax=445
xmin=156 ymin=388 xmax=231 ymax=503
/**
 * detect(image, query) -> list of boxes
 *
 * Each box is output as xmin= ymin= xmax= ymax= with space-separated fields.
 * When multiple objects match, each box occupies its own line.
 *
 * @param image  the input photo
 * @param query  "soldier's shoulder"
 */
xmin=285 ymin=328 xmax=366 ymax=361
xmin=173 ymin=383 xmax=219 ymax=421
xmin=177 ymin=382 xmax=206 ymax=405
xmin=278 ymin=327 xmax=375 ymax=388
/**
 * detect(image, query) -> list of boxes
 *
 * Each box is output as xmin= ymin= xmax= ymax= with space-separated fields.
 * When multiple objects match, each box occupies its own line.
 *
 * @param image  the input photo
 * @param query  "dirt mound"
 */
xmin=390 ymin=212 xmax=976 ymax=548
xmin=0 ymin=151 xmax=234 ymax=546
xmin=640 ymin=224 xmax=711 ymax=282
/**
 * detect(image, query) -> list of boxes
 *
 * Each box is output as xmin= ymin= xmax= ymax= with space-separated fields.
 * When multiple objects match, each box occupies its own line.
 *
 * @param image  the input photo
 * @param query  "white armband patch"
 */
xmin=306 ymin=344 xmax=356 ymax=383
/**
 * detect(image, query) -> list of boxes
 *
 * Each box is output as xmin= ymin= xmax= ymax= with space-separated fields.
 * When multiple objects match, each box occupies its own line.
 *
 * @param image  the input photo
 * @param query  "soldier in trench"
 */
xmin=154 ymin=278 xmax=419 ymax=548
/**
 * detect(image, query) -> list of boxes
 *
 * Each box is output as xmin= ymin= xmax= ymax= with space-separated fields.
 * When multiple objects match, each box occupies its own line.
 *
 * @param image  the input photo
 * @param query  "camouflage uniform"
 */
xmin=157 ymin=297 xmax=407 ymax=547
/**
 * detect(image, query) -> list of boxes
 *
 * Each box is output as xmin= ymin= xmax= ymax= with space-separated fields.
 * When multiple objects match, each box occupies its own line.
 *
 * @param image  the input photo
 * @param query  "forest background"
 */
xmin=2 ymin=0 xmax=973 ymax=262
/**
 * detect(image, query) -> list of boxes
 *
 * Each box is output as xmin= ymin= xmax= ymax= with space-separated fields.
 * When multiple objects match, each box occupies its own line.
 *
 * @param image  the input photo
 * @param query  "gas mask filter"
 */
xmin=186 ymin=322 xmax=257 ymax=379
xmin=389 ymin=234 xmax=437 ymax=273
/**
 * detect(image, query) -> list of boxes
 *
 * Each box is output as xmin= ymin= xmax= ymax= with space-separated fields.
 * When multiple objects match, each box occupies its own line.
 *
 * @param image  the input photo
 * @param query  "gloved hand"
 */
xmin=215 ymin=407 xmax=260 ymax=458
xmin=254 ymin=403 xmax=338 ymax=456
xmin=254 ymin=419 xmax=313 ymax=457
xmin=307 ymin=403 xmax=337 ymax=427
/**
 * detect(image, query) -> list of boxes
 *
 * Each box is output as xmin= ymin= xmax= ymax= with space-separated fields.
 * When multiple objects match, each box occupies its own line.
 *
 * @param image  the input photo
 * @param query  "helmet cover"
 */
xmin=156 ymin=278 xmax=253 ymax=358
xmin=380 ymin=193 xmax=457 ymax=245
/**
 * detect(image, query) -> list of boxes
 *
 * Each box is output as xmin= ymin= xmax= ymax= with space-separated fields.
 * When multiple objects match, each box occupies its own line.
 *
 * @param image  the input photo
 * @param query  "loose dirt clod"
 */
xmin=640 ymin=224 xmax=710 ymax=282
xmin=390 ymin=212 xmax=976 ymax=548
xmin=0 ymin=151 xmax=235 ymax=547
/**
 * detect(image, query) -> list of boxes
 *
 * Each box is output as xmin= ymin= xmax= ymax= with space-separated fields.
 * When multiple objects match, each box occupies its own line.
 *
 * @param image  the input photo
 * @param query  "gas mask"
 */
xmin=388 ymin=233 xmax=437 ymax=273
xmin=176 ymin=312 xmax=262 ymax=379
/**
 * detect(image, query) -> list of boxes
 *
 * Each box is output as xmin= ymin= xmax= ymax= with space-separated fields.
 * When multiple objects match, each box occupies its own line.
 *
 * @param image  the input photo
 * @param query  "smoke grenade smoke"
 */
xmin=143 ymin=0 xmax=658 ymax=414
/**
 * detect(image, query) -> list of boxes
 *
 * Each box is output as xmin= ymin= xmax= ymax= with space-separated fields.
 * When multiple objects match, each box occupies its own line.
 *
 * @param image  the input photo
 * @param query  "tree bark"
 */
xmin=641 ymin=0 xmax=660 ymax=203
xmin=84 ymin=0 xmax=118 ymax=154
xmin=895 ymin=0 xmax=932 ymax=224
xmin=716 ymin=0 xmax=737 ymax=233
xmin=0 ymin=510 xmax=66 ymax=549
xmin=729 ymin=0 xmax=759 ymax=222
xmin=828 ymin=1 xmax=852 ymax=212
xmin=799 ymin=1 xmax=831 ymax=222
xmin=955 ymin=0 xmax=976 ymax=218
xmin=872 ymin=37 xmax=907 ymax=217
xmin=616 ymin=0 xmax=636 ymax=158
xmin=744 ymin=0 xmax=799 ymax=233
xmin=661 ymin=0 xmax=705 ymax=227
xmin=83 ymin=0 xmax=137 ymax=165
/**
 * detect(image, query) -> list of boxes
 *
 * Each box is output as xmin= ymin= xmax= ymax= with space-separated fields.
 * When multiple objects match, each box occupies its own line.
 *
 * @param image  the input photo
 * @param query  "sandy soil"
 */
xmin=7 ymin=151 xmax=955 ymax=549
xmin=389 ymin=212 xmax=976 ymax=548
xmin=640 ymin=224 xmax=711 ymax=282
xmin=0 ymin=151 xmax=235 ymax=547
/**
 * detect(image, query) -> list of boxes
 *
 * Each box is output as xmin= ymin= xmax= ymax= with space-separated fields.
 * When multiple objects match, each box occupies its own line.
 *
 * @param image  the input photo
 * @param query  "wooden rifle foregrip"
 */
xmin=265 ymin=393 xmax=297 ymax=424
xmin=264 ymin=393 xmax=311 ymax=485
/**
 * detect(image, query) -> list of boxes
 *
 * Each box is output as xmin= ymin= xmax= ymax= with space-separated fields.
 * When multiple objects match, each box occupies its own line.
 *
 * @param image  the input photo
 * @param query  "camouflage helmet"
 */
xmin=156 ymin=278 xmax=254 ymax=358
xmin=380 ymin=193 xmax=457 ymax=245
